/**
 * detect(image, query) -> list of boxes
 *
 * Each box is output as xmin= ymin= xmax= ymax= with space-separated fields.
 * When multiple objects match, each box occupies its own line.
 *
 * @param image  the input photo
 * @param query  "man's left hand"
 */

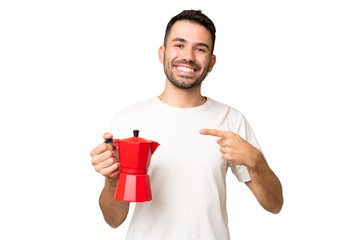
xmin=200 ymin=128 xmax=260 ymax=168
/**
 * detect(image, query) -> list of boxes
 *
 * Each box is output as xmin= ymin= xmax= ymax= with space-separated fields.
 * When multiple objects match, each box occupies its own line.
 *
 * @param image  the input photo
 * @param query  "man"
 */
xmin=90 ymin=10 xmax=283 ymax=240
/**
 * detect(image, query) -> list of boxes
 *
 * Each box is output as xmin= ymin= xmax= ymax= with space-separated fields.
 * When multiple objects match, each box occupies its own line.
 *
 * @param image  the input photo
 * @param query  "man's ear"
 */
xmin=158 ymin=46 xmax=165 ymax=64
xmin=208 ymin=55 xmax=216 ymax=73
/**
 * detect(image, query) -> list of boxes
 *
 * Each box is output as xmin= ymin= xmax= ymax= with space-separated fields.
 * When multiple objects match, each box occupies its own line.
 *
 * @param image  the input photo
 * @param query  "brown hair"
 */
xmin=163 ymin=10 xmax=216 ymax=54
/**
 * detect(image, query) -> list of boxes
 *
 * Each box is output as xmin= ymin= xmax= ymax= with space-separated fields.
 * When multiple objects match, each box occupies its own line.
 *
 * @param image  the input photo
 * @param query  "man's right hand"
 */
xmin=90 ymin=132 xmax=120 ymax=179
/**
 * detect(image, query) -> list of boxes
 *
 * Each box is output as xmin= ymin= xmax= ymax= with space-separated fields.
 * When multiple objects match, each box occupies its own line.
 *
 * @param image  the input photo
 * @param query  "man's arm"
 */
xmin=245 ymin=151 xmax=283 ymax=214
xmin=91 ymin=132 xmax=130 ymax=228
xmin=200 ymin=129 xmax=283 ymax=214
xmin=99 ymin=178 xmax=130 ymax=228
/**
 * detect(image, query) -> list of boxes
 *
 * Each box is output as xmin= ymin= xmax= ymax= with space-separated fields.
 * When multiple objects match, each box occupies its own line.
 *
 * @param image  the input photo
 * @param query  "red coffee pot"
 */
xmin=106 ymin=130 xmax=159 ymax=202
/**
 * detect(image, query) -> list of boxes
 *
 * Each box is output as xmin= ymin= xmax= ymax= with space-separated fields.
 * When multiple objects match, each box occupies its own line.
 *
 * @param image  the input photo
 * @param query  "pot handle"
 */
xmin=104 ymin=138 xmax=113 ymax=146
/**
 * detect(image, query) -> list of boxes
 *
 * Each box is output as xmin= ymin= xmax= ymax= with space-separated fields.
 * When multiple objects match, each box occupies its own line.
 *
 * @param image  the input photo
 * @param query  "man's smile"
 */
xmin=176 ymin=66 xmax=196 ymax=73
xmin=174 ymin=65 xmax=198 ymax=78
xmin=172 ymin=61 xmax=201 ymax=77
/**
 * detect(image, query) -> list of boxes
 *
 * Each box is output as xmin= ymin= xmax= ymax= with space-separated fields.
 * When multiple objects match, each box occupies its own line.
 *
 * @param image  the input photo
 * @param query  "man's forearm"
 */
xmin=199 ymin=128 xmax=283 ymax=213
xmin=99 ymin=178 xmax=130 ymax=228
xmin=246 ymin=152 xmax=283 ymax=214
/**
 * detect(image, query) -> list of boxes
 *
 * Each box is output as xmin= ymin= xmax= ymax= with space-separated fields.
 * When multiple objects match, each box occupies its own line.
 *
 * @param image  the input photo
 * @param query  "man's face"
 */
xmin=159 ymin=20 xmax=216 ymax=90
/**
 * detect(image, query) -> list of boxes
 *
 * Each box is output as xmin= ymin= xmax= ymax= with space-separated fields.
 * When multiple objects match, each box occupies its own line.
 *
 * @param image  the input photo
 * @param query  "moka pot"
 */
xmin=106 ymin=130 xmax=159 ymax=202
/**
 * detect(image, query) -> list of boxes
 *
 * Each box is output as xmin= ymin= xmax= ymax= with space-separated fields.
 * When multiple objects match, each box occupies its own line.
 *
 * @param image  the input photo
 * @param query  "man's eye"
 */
xmin=175 ymin=44 xmax=184 ymax=48
xmin=196 ymin=48 xmax=206 ymax=52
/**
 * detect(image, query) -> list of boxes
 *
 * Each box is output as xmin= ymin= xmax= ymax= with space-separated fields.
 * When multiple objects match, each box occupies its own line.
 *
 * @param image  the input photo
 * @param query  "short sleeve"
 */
xmin=230 ymin=163 xmax=251 ymax=182
xmin=229 ymin=115 xmax=262 ymax=182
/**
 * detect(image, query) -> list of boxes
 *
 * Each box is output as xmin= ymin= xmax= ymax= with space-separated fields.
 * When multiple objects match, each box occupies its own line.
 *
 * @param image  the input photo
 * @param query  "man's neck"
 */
xmin=158 ymin=80 xmax=206 ymax=108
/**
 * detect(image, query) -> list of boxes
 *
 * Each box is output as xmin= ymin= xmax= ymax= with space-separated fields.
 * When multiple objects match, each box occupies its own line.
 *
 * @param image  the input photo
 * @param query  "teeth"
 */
xmin=177 ymin=66 xmax=195 ymax=72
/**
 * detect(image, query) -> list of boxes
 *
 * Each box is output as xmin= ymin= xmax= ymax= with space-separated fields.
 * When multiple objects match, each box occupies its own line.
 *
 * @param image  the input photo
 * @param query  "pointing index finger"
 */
xmin=200 ymin=129 xmax=228 ymax=138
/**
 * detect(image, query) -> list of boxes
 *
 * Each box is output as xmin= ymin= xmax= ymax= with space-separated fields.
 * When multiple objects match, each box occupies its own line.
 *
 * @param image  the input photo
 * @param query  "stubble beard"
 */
xmin=163 ymin=56 xmax=210 ymax=90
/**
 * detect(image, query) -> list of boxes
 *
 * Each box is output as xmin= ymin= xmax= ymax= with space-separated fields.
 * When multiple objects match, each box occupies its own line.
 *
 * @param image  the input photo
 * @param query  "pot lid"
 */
xmin=120 ymin=130 xmax=152 ymax=143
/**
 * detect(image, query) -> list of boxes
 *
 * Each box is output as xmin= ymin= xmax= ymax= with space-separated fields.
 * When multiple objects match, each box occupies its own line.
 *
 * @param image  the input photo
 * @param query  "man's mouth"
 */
xmin=176 ymin=65 xmax=196 ymax=73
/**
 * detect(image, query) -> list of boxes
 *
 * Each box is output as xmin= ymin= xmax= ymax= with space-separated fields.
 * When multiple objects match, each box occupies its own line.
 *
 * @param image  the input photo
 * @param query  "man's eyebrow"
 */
xmin=172 ymin=38 xmax=210 ymax=50
xmin=172 ymin=38 xmax=187 ymax=43
xmin=196 ymin=42 xmax=210 ymax=50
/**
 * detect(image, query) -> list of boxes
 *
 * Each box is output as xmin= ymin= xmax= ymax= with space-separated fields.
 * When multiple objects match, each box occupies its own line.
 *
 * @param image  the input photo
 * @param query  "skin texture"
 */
xmin=90 ymin=19 xmax=283 ymax=228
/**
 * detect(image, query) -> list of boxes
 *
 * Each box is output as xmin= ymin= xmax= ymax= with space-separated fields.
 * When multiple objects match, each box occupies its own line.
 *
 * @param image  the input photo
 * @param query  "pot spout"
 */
xmin=150 ymin=141 xmax=160 ymax=155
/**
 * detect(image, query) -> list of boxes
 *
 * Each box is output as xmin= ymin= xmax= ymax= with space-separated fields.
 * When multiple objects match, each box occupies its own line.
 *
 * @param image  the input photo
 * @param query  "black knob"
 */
xmin=104 ymin=138 xmax=113 ymax=146
xmin=133 ymin=130 xmax=139 ymax=137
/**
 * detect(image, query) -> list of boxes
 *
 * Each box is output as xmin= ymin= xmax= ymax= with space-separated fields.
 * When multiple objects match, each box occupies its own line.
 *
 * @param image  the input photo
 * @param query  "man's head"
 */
xmin=159 ymin=10 xmax=217 ymax=90
xmin=164 ymin=10 xmax=216 ymax=55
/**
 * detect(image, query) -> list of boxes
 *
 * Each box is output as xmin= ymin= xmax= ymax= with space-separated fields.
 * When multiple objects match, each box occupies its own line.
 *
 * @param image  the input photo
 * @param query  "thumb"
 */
xmin=103 ymin=132 xmax=113 ymax=140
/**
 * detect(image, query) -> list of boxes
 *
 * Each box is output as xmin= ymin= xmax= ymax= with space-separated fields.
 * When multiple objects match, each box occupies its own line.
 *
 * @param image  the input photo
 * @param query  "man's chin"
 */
xmin=170 ymin=78 xmax=202 ymax=90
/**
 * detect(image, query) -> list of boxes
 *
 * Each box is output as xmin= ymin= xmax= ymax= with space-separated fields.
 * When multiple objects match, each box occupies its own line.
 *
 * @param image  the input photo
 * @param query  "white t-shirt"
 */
xmin=111 ymin=97 xmax=262 ymax=240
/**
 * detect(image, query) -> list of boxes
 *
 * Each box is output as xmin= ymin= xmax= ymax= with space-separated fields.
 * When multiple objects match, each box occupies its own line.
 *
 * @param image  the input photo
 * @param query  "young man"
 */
xmin=91 ymin=10 xmax=283 ymax=240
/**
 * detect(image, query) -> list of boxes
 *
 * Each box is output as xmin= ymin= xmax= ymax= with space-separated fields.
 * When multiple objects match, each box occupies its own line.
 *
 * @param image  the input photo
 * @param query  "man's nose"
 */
xmin=182 ymin=47 xmax=196 ymax=62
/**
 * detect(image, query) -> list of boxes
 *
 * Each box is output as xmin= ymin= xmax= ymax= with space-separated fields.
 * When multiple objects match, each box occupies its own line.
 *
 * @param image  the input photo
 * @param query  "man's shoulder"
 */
xmin=208 ymin=97 xmax=245 ymax=118
xmin=113 ymin=97 xmax=156 ymax=118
